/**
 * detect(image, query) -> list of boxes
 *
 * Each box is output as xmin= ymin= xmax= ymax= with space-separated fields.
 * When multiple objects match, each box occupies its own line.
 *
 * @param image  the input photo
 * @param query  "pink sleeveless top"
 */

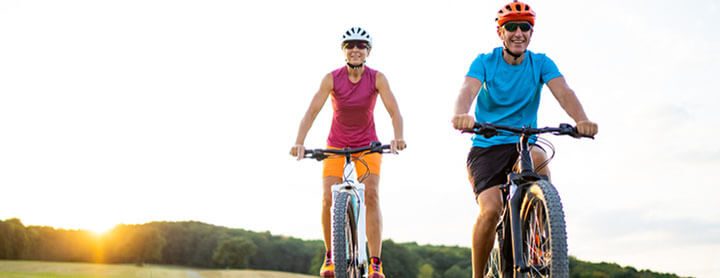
xmin=327 ymin=66 xmax=379 ymax=148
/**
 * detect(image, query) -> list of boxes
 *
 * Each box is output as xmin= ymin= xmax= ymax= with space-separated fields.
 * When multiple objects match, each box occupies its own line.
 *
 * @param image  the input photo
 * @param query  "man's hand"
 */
xmin=576 ymin=120 xmax=598 ymax=137
xmin=452 ymin=114 xmax=475 ymax=130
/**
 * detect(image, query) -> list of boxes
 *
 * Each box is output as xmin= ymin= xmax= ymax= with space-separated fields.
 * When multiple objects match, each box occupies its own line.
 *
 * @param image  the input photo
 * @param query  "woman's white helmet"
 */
xmin=341 ymin=27 xmax=372 ymax=48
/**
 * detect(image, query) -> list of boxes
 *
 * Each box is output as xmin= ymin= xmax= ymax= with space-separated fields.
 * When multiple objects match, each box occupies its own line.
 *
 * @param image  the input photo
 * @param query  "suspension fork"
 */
xmin=508 ymin=179 xmax=531 ymax=276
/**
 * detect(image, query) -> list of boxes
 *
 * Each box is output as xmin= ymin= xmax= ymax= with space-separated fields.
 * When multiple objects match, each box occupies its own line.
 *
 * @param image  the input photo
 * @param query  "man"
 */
xmin=290 ymin=27 xmax=406 ymax=278
xmin=451 ymin=1 xmax=598 ymax=277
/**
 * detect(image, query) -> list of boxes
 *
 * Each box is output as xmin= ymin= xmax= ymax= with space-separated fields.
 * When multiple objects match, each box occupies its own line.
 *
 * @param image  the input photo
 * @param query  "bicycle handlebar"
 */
xmin=468 ymin=123 xmax=594 ymax=139
xmin=303 ymin=141 xmax=392 ymax=161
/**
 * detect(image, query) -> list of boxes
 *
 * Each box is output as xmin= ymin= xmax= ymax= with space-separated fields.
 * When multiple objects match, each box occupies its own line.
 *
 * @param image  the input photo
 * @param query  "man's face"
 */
xmin=498 ymin=21 xmax=533 ymax=54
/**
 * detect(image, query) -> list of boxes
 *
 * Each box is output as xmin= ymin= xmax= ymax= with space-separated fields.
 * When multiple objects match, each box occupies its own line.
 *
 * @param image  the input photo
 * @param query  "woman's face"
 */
xmin=343 ymin=40 xmax=370 ymax=66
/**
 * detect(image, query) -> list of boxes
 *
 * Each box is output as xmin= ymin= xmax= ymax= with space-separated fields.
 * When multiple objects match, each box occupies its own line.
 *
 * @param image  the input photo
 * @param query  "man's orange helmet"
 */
xmin=496 ymin=0 xmax=536 ymax=27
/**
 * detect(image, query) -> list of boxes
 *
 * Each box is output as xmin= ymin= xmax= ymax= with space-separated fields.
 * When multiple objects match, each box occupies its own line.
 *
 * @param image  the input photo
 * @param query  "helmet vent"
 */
xmin=340 ymin=27 xmax=372 ymax=48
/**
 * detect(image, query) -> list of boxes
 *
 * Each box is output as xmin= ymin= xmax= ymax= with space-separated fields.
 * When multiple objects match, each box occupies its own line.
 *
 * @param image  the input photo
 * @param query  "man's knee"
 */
xmin=476 ymin=205 xmax=501 ymax=226
xmin=531 ymin=147 xmax=551 ymax=176
xmin=476 ymin=188 xmax=503 ymax=225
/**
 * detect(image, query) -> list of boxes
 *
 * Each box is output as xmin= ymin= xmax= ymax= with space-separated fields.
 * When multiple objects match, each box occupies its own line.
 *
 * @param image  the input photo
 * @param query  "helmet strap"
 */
xmin=346 ymin=62 xmax=365 ymax=69
xmin=503 ymin=45 xmax=525 ymax=62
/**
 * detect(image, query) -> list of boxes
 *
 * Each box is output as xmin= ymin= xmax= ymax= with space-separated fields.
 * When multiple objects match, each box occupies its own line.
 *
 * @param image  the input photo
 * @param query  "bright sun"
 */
xmin=85 ymin=223 xmax=115 ymax=236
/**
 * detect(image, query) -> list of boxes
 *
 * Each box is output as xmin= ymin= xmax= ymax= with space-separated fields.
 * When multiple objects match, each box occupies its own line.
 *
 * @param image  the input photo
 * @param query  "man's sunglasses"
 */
xmin=503 ymin=22 xmax=533 ymax=32
xmin=343 ymin=41 xmax=369 ymax=50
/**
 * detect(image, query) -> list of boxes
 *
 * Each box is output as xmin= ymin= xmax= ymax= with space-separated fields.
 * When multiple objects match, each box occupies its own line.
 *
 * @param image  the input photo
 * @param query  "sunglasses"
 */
xmin=343 ymin=41 xmax=369 ymax=50
xmin=503 ymin=22 xmax=533 ymax=32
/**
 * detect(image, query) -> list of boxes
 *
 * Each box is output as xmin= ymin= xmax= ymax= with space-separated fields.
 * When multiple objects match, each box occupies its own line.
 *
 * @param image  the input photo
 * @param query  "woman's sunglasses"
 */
xmin=343 ymin=41 xmax=369 ymax=50
xmin=503 ymin=22 xmax=533 ymax=32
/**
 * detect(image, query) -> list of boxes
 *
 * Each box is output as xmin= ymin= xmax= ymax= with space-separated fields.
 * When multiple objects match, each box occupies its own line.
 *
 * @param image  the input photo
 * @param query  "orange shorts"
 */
xmin=322 ymin=146 xmax=382 ymax=178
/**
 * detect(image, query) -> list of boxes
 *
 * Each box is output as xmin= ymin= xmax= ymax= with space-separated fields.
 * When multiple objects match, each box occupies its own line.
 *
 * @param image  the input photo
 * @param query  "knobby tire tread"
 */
xmin=332 ymin=191 xmax=358 ymax=278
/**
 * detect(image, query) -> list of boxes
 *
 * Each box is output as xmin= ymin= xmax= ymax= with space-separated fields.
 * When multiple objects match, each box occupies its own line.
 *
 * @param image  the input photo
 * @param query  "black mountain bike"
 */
xmin=467 ymin=123 xmax=593 ymax=278
xmin=304 ymin=142 xmax=392 ymax=278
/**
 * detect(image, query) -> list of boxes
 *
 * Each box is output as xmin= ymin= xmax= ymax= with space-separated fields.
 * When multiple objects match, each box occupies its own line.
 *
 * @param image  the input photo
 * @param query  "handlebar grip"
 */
xmin=303 ymin=149 xmax=328 ymax=161
xmin=473 ymin=122 xmax=486 ymax=129
xmin=470 ymin=123 xmax=498 ymax=138
xmin=559 ymin=123 xmax=594 ymax=139
xmin=369 ymin=142 xmax=392 ymax=153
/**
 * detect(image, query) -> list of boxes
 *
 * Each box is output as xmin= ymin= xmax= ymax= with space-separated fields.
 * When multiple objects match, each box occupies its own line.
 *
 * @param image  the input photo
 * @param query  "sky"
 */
xmin=1 ymin=0 xmax=718 ymax=277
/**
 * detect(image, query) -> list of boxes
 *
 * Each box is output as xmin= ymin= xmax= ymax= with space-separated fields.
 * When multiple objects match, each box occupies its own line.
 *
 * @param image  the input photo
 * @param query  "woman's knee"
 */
xmin=322 ymin=177 xmax=341 ymax=207
xmin=363 ymin=175 xmax=380 ymax=207
xmin=322 ymin=192 xmax=333 ymax=207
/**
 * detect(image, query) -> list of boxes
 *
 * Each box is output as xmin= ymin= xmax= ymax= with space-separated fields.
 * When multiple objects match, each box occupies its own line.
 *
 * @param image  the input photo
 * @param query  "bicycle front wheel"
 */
xmin=484 ymin=245 xmax=501 ymax=278
xmin=520 ymin=180 xmax=569 ymax=278
xmin=332 ymin=191 xmax=360 ymax=278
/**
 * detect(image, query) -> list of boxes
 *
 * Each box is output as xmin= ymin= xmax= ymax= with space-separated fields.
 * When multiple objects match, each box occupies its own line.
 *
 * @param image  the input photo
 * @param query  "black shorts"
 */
xmin=466 ymin=144 xmax=519 ymax=197
xmin=466 ymin=144 xmax=547 ymax=197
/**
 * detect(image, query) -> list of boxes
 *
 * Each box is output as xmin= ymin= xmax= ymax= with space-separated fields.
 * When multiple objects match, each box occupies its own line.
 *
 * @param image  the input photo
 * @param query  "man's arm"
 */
xmin=452 ymin=77 xmax=482 ymax=130
xmin=546 ymin=77 xmax=598 ymax=136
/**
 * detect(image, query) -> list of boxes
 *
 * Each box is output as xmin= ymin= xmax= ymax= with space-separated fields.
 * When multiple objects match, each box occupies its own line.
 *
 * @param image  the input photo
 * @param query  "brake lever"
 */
xmin=471 ymin=126 xmax=498 ymax=138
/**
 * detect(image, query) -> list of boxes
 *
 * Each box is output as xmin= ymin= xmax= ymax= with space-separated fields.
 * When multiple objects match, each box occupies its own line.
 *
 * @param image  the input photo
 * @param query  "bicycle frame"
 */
xmin=331 ymin=154 xmax=369 ymax=270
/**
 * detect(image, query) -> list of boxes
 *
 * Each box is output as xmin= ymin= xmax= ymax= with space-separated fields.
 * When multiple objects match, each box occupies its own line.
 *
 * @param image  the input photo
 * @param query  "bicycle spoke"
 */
xmin=345 ymin=208 xmax=356 ymax=276
xmin=524 ymin=197 xmax=552 ymax=277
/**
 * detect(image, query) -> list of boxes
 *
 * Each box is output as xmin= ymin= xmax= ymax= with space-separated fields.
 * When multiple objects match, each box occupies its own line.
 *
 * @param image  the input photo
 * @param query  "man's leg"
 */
xmin=531 ymin=146 xmax=551 ymax=178
xmin=472 ymin=186 xmax=503 ymax=278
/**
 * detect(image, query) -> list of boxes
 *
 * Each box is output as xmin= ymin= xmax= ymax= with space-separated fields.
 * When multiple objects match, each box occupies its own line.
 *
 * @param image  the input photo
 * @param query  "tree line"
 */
xmin=0 ymin=218 xmax=683 ymax=278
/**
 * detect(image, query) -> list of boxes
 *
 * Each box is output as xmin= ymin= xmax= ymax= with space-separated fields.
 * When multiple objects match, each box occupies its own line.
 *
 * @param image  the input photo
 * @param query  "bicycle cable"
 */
xmin=354 ymin=153 xmax=372 ymax=183
xmin=532 ymin=136 xmax=556 ymax=172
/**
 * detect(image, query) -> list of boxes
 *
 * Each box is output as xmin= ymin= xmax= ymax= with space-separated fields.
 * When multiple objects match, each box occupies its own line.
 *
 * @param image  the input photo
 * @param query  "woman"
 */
xmin=289 ymin=27 xmax=406 ymax=278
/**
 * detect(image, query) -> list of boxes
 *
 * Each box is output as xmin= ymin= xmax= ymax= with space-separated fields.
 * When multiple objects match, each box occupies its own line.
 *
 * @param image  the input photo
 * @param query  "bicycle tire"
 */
xmin=520 ymin=180 xmax=568 ymax=278
xmin=332 ymin=191 xmax=360 ymax=278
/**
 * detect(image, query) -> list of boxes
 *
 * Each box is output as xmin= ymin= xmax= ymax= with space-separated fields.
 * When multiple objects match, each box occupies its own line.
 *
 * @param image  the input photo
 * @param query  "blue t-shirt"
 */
xmin=466 ymin=47 xmax=562 ymax=147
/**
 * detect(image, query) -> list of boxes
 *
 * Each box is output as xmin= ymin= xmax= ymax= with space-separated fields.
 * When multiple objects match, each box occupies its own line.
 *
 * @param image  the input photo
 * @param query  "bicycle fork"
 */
xmin=507 ymin=181 xmax=530 ymax=276
xmin=354 ymin=184 xmax=368 ymax=268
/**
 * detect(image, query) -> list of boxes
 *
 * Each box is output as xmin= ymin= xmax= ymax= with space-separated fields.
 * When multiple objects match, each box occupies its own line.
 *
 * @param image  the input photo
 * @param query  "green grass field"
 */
xmin=0 ymin=260 xmax=316 ymax=278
